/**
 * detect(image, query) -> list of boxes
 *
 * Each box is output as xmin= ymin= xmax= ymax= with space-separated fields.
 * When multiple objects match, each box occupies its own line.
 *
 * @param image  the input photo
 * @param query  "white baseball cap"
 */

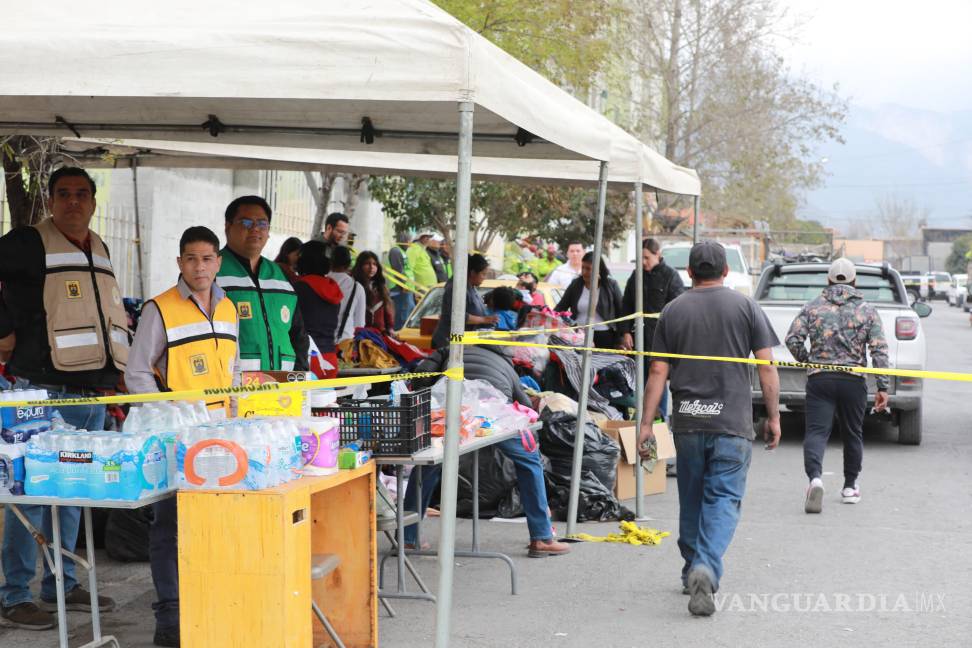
xmin=828 ymin=257 xmax=857 ymax=284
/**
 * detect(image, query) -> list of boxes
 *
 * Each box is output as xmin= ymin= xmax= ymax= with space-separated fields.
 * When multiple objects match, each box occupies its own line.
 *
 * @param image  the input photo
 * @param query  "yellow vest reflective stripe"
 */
xmin=35 ymin=218 xmax=130 ymax=371
xmin=151 ymin=286 xmax=238 ymax=411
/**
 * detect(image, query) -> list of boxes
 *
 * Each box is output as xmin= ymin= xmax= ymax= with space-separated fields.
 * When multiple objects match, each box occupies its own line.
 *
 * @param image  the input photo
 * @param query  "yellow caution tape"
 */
xmin=568 ymin=520 xmax=670 ymax=545
xmin=348 ymin=246 xmax=428 ymax=295
xmin=383 ymin=266 xmax=429 ymax=296
xmin=0 ymin=367 xmax=464 ymax=409
xmin=459 ymin=336 xmax=972 ymax=383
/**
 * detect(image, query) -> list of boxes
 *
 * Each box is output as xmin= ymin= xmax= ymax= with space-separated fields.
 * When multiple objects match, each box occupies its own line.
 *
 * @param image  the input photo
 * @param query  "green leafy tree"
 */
xmin=369 ymin=176 xmax=631 ymax=252
xmin=946 ymin=234 xmax=972 ymax=275
xmin=433 ymin=0 xmax=622 ymax=92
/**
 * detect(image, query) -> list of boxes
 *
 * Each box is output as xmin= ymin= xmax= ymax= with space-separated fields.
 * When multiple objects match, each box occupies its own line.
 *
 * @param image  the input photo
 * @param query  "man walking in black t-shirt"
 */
xmin=638 ymin=241 xmax=782 ymax=617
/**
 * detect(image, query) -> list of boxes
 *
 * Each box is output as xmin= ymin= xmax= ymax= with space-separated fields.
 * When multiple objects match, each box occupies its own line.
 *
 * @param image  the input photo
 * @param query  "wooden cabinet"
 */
xmin=178 ymin=464 xmax=377 ymax=647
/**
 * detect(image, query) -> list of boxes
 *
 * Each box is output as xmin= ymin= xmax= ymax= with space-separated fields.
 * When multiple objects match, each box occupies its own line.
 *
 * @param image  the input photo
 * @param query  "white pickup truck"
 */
xmin=750 ymin=262 xmax=931 ymax=445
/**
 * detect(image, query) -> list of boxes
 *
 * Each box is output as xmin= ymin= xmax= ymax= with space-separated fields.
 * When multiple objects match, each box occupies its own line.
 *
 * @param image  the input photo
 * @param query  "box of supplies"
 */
xmin=239 ymin=371 xmax=312 ymax=418
xmin=600 ymin=420 xmax=675 ymax=500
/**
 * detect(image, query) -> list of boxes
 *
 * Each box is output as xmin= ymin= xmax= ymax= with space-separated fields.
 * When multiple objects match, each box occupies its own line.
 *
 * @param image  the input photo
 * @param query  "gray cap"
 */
xmin=828 ymin=257 xmax=857 ymax=284
xmin=688 ymin=241 xmax=727 ymax=275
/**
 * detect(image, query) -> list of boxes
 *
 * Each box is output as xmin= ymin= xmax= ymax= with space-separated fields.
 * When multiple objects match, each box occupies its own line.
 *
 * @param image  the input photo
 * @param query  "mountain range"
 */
xmin=798 ymin=104 xmax=972 ymax=235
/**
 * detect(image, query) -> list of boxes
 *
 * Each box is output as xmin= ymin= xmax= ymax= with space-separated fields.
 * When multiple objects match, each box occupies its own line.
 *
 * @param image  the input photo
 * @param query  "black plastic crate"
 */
xmin=315 ymin=388 xmax=431 ymax=456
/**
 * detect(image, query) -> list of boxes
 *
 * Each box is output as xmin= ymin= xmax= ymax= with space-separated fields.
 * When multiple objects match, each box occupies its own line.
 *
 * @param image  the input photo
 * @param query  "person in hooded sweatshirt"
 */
xmin=785 ymin=257 xmax=890 ymax=514
xmin=328 ymin=245 xmax=366 ymax=347
xmin=294 ymin=241 xmax=344 ymax=378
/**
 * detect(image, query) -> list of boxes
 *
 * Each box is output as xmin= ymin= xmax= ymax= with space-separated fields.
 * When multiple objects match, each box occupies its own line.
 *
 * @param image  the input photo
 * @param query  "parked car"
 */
xmin=899 ymin=271 xmax=929 ymax=305
xmin=752 ymin=262 xmax=931 ymax=445
xmin=947 ymin=274 xmax=968 ymax=307
xmin=397 ymin=279 xmax=563 ymax=350
xmin=661 ymin=242 xmax=753 ymax=296
xmin=925 ymin=271 xmax=951 ymax=300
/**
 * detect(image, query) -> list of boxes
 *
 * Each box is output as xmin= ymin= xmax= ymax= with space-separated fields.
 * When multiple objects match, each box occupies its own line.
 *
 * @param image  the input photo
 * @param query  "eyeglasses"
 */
xmin=234 ymin=218 xmax=270 ymax=231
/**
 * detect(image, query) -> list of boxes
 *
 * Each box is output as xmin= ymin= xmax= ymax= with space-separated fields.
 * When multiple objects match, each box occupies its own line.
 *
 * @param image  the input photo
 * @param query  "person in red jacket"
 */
xmin=293 ymin=241 xmax=343 ymax=378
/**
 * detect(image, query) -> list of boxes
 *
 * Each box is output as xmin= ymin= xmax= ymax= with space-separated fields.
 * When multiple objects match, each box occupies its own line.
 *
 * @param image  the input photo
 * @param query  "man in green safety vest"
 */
xmin=216 ymin=195 xmax=309 ymax=371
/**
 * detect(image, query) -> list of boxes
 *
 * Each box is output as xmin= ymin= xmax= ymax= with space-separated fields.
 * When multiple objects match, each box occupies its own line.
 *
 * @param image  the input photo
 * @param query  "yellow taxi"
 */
xmin=397 ymin=279 xmax=564 ymax=351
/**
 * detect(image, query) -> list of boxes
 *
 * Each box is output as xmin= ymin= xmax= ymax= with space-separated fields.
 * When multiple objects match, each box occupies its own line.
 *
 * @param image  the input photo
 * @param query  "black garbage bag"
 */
xmin=75 ymin=508 xmax=109 ymax=549
xmin=539 ymin=409 xmax=632 ymax=522
xmin=104 ymin=506 xmax=154 ymax=562
xmin=544 ymin=469 xmax=634 ymax=522
xmin=456 ymin=447 xmax=518 ymax=519
xmin=539 ymin=410 xmax=620 ymax=490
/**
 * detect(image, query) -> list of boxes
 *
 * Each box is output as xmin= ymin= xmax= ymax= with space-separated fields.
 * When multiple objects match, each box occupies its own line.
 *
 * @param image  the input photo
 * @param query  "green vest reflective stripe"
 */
xmin=216 ymin=249 xmax=297 ymax=371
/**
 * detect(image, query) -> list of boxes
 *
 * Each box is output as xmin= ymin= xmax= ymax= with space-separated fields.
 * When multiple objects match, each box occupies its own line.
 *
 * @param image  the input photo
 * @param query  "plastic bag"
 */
xmin=538 ymin=409 xmax=630 ymax=522
xmin=104 ymin=506 xmax=153 ymax=562
xmin=430 ymin=406 xmax=479 ymax=439
xmin=456 ymin=447 xmax=519 ymax=519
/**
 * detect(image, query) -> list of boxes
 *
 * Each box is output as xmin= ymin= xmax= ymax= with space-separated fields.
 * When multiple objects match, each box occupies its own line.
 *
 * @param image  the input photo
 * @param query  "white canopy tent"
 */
xmin=58 ymin=135 xmax=700 ymax=195
xmin=0 ymin=0 xmax=613 ymax=161
xmin=0 ymin=1 xmax=700 ymax=645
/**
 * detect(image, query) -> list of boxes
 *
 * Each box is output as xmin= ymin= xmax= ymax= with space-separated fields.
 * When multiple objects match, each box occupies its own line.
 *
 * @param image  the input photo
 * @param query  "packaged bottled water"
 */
xmin=25 ymin=432 xmax=59 ymax=496
xmin=1 ymin=389 xmax=52 ymax=444
xmin=0 ymin=442 xmax=27 ymax=495
xmin=58 ymin=432 xmax=92 ymax=499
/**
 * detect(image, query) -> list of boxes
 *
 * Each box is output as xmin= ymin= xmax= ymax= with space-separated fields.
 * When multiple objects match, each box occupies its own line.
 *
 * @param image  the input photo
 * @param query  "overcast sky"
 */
xmin=780 ymin=0 xmax=972 ymax=113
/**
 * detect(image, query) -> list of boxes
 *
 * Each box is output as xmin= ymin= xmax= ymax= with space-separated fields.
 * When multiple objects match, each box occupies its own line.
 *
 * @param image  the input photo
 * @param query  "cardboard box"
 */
xmin=238 ymin=371 xmax=311 ymax=418
xmin=600 ymin=420 xmax=676 ymax=500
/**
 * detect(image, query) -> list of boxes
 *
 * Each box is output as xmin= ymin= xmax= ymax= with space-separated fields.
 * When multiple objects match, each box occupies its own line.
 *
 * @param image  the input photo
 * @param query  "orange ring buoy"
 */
xmin=184 ymin=439 xmax=248 ymax=487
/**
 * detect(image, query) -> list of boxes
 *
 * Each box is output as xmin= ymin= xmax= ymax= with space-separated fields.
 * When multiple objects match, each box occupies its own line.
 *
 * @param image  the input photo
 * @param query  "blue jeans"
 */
xmin=674 ymin=432 xmax=751 ymax=591
xmin=391 ymin=291 xmax=416 ymax=330
xmin=403 ymin=436 xmax=552 ymax=543
xmin=1 ymin=392 xmax=106 ymax=607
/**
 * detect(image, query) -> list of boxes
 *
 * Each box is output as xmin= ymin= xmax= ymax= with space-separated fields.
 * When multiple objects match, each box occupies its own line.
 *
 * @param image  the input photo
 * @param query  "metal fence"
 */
xmin=1 ymin=169 xmax=316 ymax=299
xmin=263 ymin=170 xmax=316 ymax=240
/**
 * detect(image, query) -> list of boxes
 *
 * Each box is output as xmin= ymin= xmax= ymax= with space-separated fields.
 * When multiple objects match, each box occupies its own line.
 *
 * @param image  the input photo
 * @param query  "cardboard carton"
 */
xmin=239 ymin=371 xmax=311 ymax=417
xmin=600 ymin=420 xmax=676 ymax=500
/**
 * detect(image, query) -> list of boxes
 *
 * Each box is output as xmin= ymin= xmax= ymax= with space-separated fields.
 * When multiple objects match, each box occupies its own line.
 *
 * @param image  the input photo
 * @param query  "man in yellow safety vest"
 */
xmin=125 ymin=226 xmax=239 ymax=647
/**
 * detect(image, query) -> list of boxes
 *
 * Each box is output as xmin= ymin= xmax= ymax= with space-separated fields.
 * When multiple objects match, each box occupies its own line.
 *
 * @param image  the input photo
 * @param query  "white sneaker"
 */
xmin=841 ymin=484 xmax=861 ymax=504
xmin=805 ymin=477 xmax=824 ymax=514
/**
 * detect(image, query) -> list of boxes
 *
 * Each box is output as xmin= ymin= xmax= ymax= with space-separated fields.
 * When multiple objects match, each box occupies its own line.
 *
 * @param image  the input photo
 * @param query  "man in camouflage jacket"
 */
xmin=785 ymin=258 xmax=889 ymax=513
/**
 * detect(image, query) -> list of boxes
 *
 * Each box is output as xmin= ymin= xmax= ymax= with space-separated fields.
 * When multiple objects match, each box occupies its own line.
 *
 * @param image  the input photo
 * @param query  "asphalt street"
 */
xmin=2 ymin=303 xmax=970 ymax=647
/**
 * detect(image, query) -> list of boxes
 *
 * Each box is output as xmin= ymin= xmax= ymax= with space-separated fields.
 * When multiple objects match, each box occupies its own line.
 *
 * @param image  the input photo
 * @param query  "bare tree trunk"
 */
xmin=2 ymin=136 xmax=44 ymax=228
xmin=664 ymin=0 xmax=683 ymax=162
xmin=305 ymin=170 xmax=336 ymax=241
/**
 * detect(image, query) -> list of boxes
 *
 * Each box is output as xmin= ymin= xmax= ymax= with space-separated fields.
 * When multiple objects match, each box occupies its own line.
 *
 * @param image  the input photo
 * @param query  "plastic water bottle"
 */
xmin=25 ymin=433 xmax=58 ymax=496
xmin=58 ymin=432 xmax=92 ymax=499
xmin=0 ymin=442 xmax=27 ymax=495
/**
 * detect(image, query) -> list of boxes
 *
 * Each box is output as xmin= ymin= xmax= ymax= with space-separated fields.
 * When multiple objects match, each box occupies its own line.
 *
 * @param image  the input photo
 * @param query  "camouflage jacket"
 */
xmin=785 ymin=284 xmax=890 ymax=391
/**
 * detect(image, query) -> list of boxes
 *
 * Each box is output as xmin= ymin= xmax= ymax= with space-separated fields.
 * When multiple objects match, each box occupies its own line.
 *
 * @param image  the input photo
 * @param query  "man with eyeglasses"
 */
xmin=216 ymin=195 xmax=309 ymax=372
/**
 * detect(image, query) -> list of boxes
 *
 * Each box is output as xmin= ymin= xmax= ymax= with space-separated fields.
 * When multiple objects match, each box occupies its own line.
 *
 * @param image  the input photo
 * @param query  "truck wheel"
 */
xmin=897 ymin=406 xmax=922 ymax=445
xmin=906 ymin=289 xmax=919 ymax=306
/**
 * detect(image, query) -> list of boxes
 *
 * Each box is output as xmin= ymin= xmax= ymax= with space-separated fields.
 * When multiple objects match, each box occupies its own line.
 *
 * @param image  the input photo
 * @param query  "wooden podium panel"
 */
xmin=179 ymin=464 xmax=377 ymax=647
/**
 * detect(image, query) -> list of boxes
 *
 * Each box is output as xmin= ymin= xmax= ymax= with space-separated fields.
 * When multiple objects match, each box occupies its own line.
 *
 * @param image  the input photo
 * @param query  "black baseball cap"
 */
xmin=688 ymin=241 xmax=727 ymax=274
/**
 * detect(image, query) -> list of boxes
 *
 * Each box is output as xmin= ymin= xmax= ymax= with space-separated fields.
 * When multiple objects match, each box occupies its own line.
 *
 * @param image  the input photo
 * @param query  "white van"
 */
xmin=660 ymin=242 xmax=753 ymax=296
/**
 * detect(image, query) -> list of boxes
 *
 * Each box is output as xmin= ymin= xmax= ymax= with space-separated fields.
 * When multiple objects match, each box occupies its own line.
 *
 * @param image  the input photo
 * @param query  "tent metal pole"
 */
xmin=565 ymin=160 xmax=609 ymax=537
xmin=692 ymin=195 xmax=700 ymax=243
xmin=131 ymin=156 xmax=146 ymax=300
xmin=434 ymin=100 xmax=474 ymax=648
xmin=633 ymin=181 xmax=645 ymax=518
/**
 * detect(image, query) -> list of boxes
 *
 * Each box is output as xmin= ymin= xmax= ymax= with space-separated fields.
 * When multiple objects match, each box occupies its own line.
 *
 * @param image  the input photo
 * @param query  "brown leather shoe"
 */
xmin=528 ymin=539 xmax=571 ymax=558
xmin=0 ymin=602 xmax=55 ymax=630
